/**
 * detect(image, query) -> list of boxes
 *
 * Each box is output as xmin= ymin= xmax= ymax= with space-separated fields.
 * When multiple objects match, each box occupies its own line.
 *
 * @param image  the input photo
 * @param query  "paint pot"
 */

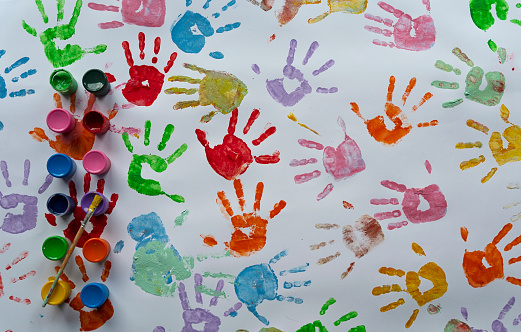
xmin=83 ymin=238 xmax=110 ymax=263
xmin=49 ymin=69 xmax=78 ymax=95
xmin=80 ymin=283 xmax=109 ymax=308
xmin=47 ymin=193 xmax=76 ymax=216
xmin=82 ymin=69 xmax=110 ymax=96
xmin=41 ymin=279 xmax=72 ymax=305
xmin=46 ymin=108 xmax=76 ymax=133
xmin=47 ymin=153 xmax=77 ymax=178
xmin=82 ymin=110 xmax=110 ymax=134
xmin=80 ymin=191 xmax=109 ymax=216
xmin=42 ymin=236 xmax=69 ymax=260
xmin=82 ymin=150 xmax=111 ymax=175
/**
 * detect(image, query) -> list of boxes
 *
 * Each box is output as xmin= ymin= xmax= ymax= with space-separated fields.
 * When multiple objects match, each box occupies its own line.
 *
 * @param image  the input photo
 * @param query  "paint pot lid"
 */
xmin=80 ymin=283 xmax=109 ymax=308
xmin=42 ymin=236 xmax=68 ymax=260
xmin=46 ymin=108 xmax=74 ymax=133
xmin=83 ymin=150 xmax=108 ymax=174
xmin=41 ymin=279 xmax=71 ymax=305
xmin=47 ymin=154 xmax=74 ymax=177
xmin=83 ymin=238 xmax=110 ymax=262
xmin=82 ymin=69 xmax=107 ymax=92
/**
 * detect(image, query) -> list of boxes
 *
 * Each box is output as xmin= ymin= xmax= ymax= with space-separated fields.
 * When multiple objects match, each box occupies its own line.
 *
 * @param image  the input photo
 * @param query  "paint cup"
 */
xmin=46 ymin=108 xmax=76 ymax=133
xmin=83 ymin=238 xmax=110 ymax=263
xmin=42 ymin=236 xmax=69 ymax=260
xmin=80 ymin=191 xmax=109 ymax=216
xmin=80 ymin=283 xmax=109 ymax=308
xmin=50 ymin=69 xmax=78 ymax=95
xmin=82 ymin=110 xmax=110 ymax=134
xmin=47 ymin=153 xmax=77 ymax=178
xmin=47 ymin=193 xmax=76 ymax=216
xmin=83 ymin=150 xmax=111 ymax=175
xmin=82 ymin=69 xmax=111 ymax=96
xmin=41 ymin=279 xmax=72 ymax=305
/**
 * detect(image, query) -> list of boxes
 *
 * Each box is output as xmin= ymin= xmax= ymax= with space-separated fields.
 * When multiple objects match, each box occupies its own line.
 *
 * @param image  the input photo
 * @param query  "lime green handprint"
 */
xmin=22 ymin=0 xmax=107 ymax=68
xmin=122 ymin=120 xmax=187 ymax=203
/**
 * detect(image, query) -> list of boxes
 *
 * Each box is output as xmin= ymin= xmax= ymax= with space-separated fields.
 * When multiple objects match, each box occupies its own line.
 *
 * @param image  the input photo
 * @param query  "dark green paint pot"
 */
xmin=82 ymin=69 xmax=110 ymax=96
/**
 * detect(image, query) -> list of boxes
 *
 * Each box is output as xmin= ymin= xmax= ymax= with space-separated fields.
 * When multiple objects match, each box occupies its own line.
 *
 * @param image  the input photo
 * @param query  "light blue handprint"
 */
xmin=0 ymin=50 xmax=36 ymax=100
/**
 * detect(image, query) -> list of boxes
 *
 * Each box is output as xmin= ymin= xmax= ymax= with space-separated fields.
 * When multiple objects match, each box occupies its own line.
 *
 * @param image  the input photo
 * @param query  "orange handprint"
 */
xmin=350 ymin=76 xmax=436 ymax=146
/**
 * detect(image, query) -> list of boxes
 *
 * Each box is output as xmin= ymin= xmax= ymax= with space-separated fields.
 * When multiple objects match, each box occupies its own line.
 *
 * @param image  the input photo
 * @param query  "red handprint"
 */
xmin=45 ymin=173 xmax=118 ymax=248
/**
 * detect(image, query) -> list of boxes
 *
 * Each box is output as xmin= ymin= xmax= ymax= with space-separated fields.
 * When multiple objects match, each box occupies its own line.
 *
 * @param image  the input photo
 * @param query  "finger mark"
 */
xmin=287 ymin=39 xmax=297 ymax=66
xmin=269 ymin=250 xmax=288 ymax=265
xmin=405 ymin=309 xmax=419 ymax=328
xmin=493 ymin=223 xmax=513 ymax=245
xmin=371 ymin=198 xmax=399 ymax=205
xmin=316 ymin=87 xmax=338 ymax=93
xmin=270 ymin=200 xmax=286 ymax=219
xmin=217 ymin=191 xmax=234 ymax=217
xmin=295 ymin=170 xmax=321 ymax=184
xmin=340 ymin=262 xmax=356 ymax=279
xmin=158 ymin=124 xmax=175 ymax=151
xmin=101 ymin=260 xmax=111 ymax=282
xmin=455 ymin=142 xmax=483 ymax=149
xmin=302 ymin=41 xmax=319 ymax=65
xmin=481 ymin=168 xmax=497 ymax=183
xmin=195 ymin=273 xmax=203 ymax=304
xmin=4 ymin=57 xmax=29 ymax=74
xmin=380 ymin=298 xmax=405 ymax=312
xmin=178 ymin=282 xmax=190 ymax=310
xmin=99 ymin=21 xmax=125 ymax=29
xmin=298 ymin=139 xmax=324 ymax=150
xmin=164 ymin=53 xmax=178 ymax=73
xmin=317 ymin=183 xmax=334 ymax=201
xmin=1 ymin=161 xmax=11 ymax=187
xmin=23 ymin=159 xmax=30 ymax=186
xmin=467 ymin=119 xmax=489 ymax=134
xmin=5 ymin=251 xmax=28 ymax=270
xmin=310 ymin=240 xmax=334 ymax=250
xmin=11 ymin=270 xmax=36 ymax=283
xmin=233 ymin=179 xmax=246 ymax=212
xmin=317 ymin=251 xmax=340 ymax=265
xmin=279 ymin=263 xmax=309 ymax=276
xmin=253 ymin=181 xmax=264 ymax=212
xmin=75 ymin=255 xmax=89 ymax=282
xmin=9 ymin=296 xmax=30 ymax=305
xmin=460 ymin=156 xmax=485 ymax=170
xmin=210 ymin=279 xmax=224 ymax=306
xmin=138 ymin=32 xmax=145 ymax=60
xmin=224 ymin=302 xmax=242 ymax=317
xmin=498 ymin=297 xmax=515 ymax=319
xmin=374 ymin=210 xmax=401 ymax=220
xmin=12 ymin=68 xmax=37 ymax=82
xmin=0 ymin=243 xmax=10 ymax=254
xmin=378 ymin=266 xmax=405 ymax=277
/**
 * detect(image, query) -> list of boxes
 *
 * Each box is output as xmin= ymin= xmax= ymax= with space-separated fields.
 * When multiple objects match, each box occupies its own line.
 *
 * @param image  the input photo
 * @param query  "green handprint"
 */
xmin=296 ymin=298 xmax=366 ymax=332
xmin=469 ymin=0 xmax=509 ymax=31
xmin=22 ymin=0 xmax=107 ymax=68
xmin=122 ymin=120 xmax=187 ymax=202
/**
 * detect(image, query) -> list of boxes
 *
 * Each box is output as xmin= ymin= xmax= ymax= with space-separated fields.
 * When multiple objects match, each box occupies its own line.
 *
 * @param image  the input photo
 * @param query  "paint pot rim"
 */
xmin=42 ymin=235 xmax=69 ymax=260
xmin=46 ymin=108 xmax=75 ymax=133
xmin=82 ymin=150 xmax=111 ymax=175
xmin=41 ymin=279 xmax=72 ymax=305
xmin=47 ymin=153 xmax=77 ymax=178
xmin=80 ymin=282 xmax=109 ymax=308
xmin=83 ymin=238 xmax=110 ymax=263
xmin=49 ymin=68 xmax=78 ymax=95
xmin=80 ymin=191 xmax=109 ymax=216
xmin=82 ymin=110 xmax=110 ymax=134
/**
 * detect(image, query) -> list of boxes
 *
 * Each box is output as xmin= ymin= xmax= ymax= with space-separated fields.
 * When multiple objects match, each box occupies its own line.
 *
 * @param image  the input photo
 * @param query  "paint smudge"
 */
xmin=113 ymin=240 xmax=124 ymax=254
xmin=216 ymin=179 xmax=286 ymax=257
xmin=202 ymin=235 xmax=218 ymax=247
xmin=178 ymin=274 xmax=222 ymax=330
xmin=122 ymin=32 xmax=177 ymax=106
xmin=0 ymin=50 xmax=36 ymax=99
xmin=469 ymin=0 xmax=509 ymax=31
xmin=196 ymin=108 xmax=279 ymax=180
xmin=412 ymin=243 xmax=426 ymax=256
xmin=351 ymin=76 xmax=435 ymax=146
xmin=88 ymin=0 xmax=166 ymax=29
xmin=174 ymin=210 xmax=190 ymax=227
xmin=296 ymin=298 xmax=365 ymax=331
xmin=22 ymin=0 xmax=107 ymax=67
xmin=427 ymin=304 xmax=441 ymax=315
xmin=341 ymin=262 xmax=356 ymax=280
xmin=287 ymin=113 xmax=319 ymax=135
xmin=165 ymin=63 xmax=247 ymax=122
xmin=123 ymin=121 xmax=187 ymax=202
xmin=343 ymin=201 xmax=354 ymax=209
xmin=75 ymin=255 xmax=89 ymax=282
xmin=373 ymin=244 xmax=448 ymax=328
xmin=343 ymin=215 xmax=385 ymax=258
xmin=364 ymin=0 xmax=435 ymax=51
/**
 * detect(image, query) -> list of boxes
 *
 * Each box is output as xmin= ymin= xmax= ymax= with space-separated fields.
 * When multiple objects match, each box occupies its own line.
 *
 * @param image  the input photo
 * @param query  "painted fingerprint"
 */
xmin=296 ymin=298 xmax=365 ymax=331
xmin=1 ymin=244 xmax=34 ymax=306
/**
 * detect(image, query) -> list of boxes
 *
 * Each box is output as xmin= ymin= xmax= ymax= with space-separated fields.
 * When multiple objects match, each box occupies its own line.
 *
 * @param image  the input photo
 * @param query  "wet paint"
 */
xmin=50 ymin=69 xmax=77 ymax=95
xmin=47 ymin=193 xmax=76 ymax=216
xmin=80 ymin=191 xmax=109 ymax=216
xmin=83 ymin=69 xmax=111 ymax=96
xmin=82 ymin=150 xmax=111 ymax=175
xmin=88 ymin=0 xmax=166 ymax=29
xmin=46 ymin=108 xmax=76 ymax=133
xmin=42 ymin=236 xmax=68 ymax=260
xmin=47 ymin=153 xmax=77 ymax=178
xmin=83 ymin=238 xmax=110 ymax=263
xmin=40 ymin=279 xmax=71 ymax=305
xmin=82 ymin=111 xmax=110 ymax=134
xmin=80 ymin=282 xmax=109 ymax=308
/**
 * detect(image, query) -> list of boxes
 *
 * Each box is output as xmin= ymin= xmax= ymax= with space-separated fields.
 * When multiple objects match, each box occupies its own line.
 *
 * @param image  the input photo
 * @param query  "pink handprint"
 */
xmin=88 ymin=0 xmax=166 ymax=29
xmin=364 ymin=0 xmax=436 ymax=51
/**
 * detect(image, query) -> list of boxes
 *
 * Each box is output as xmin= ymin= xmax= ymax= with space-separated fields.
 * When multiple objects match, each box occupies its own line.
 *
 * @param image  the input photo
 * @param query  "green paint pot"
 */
xmin=82 ymin=69 xmax=110 ymax=96
xmin=50 ymin=69 xmax=78 ymax=95
xmin=42 ymin=236 xmax=69 ymax=261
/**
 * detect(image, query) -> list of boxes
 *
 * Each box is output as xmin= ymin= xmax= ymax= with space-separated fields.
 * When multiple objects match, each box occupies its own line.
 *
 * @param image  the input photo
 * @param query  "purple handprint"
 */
xmin=0 ymin=160 xmax=53 ymax=234
xmin=261 ymin=39 xmax=337 ymax=107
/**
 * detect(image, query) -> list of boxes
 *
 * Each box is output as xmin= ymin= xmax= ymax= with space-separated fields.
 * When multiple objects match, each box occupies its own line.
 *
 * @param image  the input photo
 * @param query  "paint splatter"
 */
xmin=113 ymin=240 xmax=124 ymax=254
xmin=88 ymin=0 xmax=166 ymax=29
xmin=121 ymin=32 xmax=177 ymax=106
xmin=351 ymin=76 xmax=435 ymax=146
xmin=287 ymin=113 xmax=319 ymax=135
xmin=469 ymin=0 xmax=509 ymax=31
xmin=458 ymin=105 xmax=521 ymax=183
xmin=122 ymin=121 xmax=187 ymax=202
xmin=0 ymin=50 xmax=36 ymax=100
xmin=170 ymin=0 xmax=240 ymax=58
xmin=292 ymin=117 xmax=365 ymax=201
xmin=196 ymin=108 xmax=279 ymax=180
xmin=215 ymin=179 xmax=286 ymax=257
xmin=22 ymin=0 xmax=107 ymax=67
xmin=427 ymin=304 xmax=441 ymax=315
xmin=45 ymin=173 xmax=118 ymax=248
xmin=175 ymin=210 xmax=190 ymax=227
xmin=343 ymin=201 xmax=354 ymax=209
xmin=373 ymin=244 xmax=448 ymax=328
xmin=364 ymin=0 xmax=435 ymax=51
xmin=296 ymin=298 xmax=365 ymax=331
xmin=165 ymin=63 xmax=247 ymax=123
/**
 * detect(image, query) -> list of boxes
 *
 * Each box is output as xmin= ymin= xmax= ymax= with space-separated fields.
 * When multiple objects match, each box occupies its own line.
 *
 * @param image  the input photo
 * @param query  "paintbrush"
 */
xmin=42 ymin=194 xmax=103 ymax=307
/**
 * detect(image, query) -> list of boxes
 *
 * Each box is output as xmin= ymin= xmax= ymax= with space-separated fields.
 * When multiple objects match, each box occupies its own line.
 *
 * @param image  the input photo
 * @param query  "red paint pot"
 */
xmin=82 ymin=111 xmax=110 ymax=134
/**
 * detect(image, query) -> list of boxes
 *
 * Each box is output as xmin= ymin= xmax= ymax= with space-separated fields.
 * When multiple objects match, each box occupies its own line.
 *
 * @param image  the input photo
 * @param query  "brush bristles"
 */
xmin=89 ymin=195 xmax=103 ymax=211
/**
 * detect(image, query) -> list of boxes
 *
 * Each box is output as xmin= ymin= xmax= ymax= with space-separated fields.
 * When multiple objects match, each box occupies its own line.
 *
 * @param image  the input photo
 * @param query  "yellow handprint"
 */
xmin=309 ymin=0 xmax=368 ymax=23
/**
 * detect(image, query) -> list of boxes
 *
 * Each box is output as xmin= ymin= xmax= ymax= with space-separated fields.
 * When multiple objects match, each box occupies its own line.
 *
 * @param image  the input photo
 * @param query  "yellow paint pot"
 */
xmin=41 ymin=279 xmax=71 ymax=305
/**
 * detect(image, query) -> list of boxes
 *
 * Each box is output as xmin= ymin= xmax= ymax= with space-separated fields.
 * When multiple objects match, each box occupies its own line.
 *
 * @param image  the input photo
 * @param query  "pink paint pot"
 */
xmin=82 ymin=111 xmax=110 ymax=134
xmin=82 ymin=150 xmax=111 ymax=175
xmin=46 ymin=108 xmax=75 ymax=133
xmin=80 ymin=191 xmax=109 ymax=216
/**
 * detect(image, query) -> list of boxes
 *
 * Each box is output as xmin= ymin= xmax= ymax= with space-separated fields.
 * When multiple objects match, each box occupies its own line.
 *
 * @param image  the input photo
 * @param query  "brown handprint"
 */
xmin=350 ymin=76 xmax=436 ymax=146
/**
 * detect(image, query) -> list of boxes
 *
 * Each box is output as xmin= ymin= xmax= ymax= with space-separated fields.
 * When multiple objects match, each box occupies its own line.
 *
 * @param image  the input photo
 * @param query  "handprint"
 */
xmin=22 ymin=0 xmax=107 ymax=68
xmin=0 ymin=160 xmax=52 ymax=234
xmin=195 ymin=108 xmax=279 ymax=180
xmin=373 ymin=243 xmax=448 ymax=328
xmin=364 ymin=0 xmax=436 ymax=51
xmin=170 ymin=0 xmax=240 ymax=59
xmin=457 ymin=105 xmax=521 ymax=183
xmin=88 ymin=0 xmax=166 ymax=29
xmin=274 ymin=0 xmax=367 ymax=25
xmin=350 ymin=76 xmax=436 ymax=146
xmin=469 ymin=0 xmax=509 ymax=31
xmin=291 ymin=117 xmax=365 ymax=200
xmin=207 ymin=179 xmax=286 ymax=257
xmin=121 ymin=32 xmax=177 ymax=106
xmin=122 ymin=120 xmax=187 ymax=202
xmin=296 ymin=298 xmax=366 ymax=331
xmin=45 ymin=173 xmax=118 ymax=248
xmin=165 ymin=63 xmax=248 ymax=123
xmin=0 ymin=50 xmax=36 ymax=99
xmin=235 ymin=250 xmax=310 ymax=325
xmin=432 ymin=47 xmax=505 ymax=108
xmin=0 ymin=243 xmax=35 ymax=306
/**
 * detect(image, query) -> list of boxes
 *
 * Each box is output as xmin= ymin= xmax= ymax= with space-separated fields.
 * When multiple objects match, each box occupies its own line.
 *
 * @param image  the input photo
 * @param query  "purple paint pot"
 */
xmin=80 ymin=191 xmax=109 ymax=216
xmin=47 ymin=193 xmax=76 ymax=216
xmin=82 ymin=150 xmax=111 ymax=175
xmin=80 ymin=282 xmax=109 ymax=308
xmin=47 ymin=153 xmax=77 ymax=179
xmin=46 ymin=108 xmax=76 ymax=133
xmin=82 ymin=110 xmax=110 ymax=134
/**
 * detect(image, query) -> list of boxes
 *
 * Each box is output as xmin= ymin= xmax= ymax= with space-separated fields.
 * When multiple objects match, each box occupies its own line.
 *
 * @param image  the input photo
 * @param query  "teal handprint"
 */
xmin=22 ymin=0 xmax=107 ymax=68
xmin=122 ymin=120 xmax=187 ymax=203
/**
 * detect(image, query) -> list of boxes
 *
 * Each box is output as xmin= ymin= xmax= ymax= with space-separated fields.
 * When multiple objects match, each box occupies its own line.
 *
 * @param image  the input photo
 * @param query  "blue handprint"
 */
xmin=170 ymin=0 xmax=240 ymax=59
xmin=0 ymin=50 xmax=36 ymax=100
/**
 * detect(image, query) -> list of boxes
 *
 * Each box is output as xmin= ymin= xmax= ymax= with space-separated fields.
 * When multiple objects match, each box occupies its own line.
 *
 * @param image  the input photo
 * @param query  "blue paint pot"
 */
xmin=47 ymin=193 xmax=76 ymax=216
xmin=47 ymin=153 xmax=77 ymax=178
xmin=80 ymin=283 xmax=109 ymax=308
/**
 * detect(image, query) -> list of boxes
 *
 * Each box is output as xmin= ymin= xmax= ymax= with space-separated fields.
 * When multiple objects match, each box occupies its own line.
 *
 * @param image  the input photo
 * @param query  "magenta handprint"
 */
xmin=88 ymin=0 xmax=166 ymax=29
xmin=364 ymin=0 xmax=436 ymax=51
